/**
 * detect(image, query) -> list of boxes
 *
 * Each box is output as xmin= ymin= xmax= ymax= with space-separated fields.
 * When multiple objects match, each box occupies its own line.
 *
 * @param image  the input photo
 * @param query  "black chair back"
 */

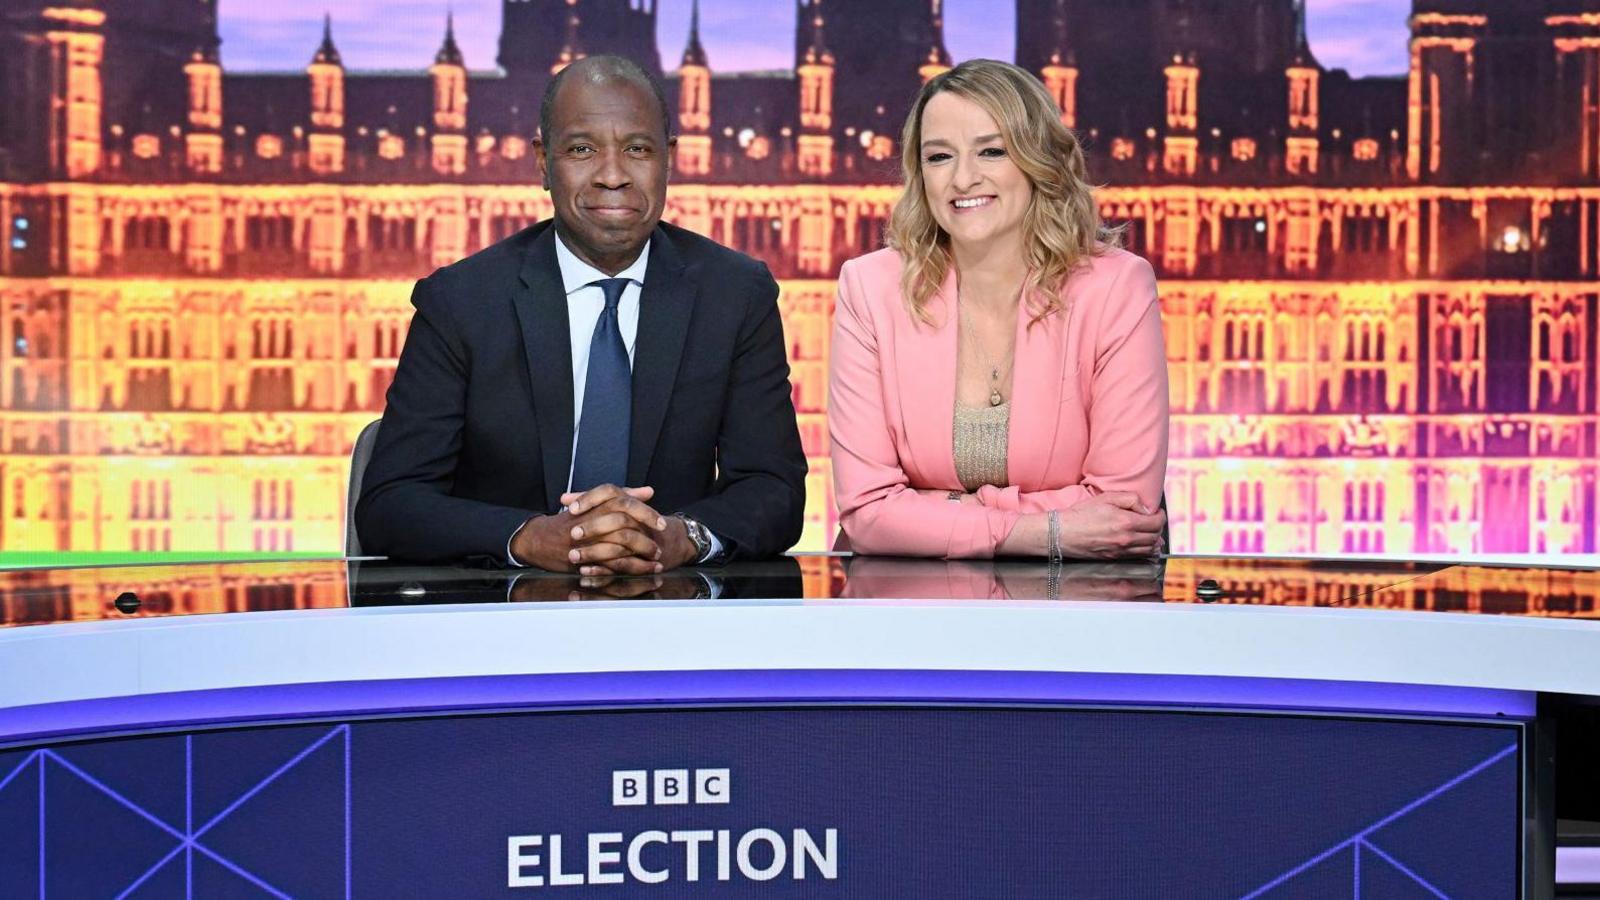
xmin=345 ymin=419 xmax=382 ymax=557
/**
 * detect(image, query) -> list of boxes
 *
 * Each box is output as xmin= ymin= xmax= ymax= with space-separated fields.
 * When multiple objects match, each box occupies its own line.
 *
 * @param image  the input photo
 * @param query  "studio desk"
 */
xmin=1 ymin=554 xmax=1597 ymax=898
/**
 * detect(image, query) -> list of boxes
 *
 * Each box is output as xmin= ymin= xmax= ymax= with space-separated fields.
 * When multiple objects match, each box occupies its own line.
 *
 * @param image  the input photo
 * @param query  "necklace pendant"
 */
xmin=989 ymin=388 xmax=1003 ymax=407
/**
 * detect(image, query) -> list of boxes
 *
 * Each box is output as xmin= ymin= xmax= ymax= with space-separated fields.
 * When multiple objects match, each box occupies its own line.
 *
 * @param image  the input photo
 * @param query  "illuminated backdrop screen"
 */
xmin=0 ymin=0 xmax=1595 ymax=558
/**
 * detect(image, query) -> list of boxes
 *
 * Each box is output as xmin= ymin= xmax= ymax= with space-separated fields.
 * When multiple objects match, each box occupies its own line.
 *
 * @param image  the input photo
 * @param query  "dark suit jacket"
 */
xmin=355 ymin=220 xmax=808 ymax=564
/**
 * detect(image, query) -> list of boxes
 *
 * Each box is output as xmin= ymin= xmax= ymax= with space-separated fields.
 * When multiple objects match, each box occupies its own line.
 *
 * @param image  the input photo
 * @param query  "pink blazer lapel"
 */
xmin=1006 ymin=297 xmax=1071 ymax=491
xmin=894 ymin=271 xmax=961 ymax=490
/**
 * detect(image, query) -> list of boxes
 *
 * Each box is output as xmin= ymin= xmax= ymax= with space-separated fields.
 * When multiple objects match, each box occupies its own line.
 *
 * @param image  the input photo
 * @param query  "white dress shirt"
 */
xmin=506 ymin=232 xmax=722 ymax=567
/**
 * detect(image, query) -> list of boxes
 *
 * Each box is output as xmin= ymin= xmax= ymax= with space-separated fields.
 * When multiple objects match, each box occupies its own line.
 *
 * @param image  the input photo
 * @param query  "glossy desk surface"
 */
xmin=2 ymin=554 xmax=1596 ymax=628
xmin=2 ymin=554 xmax=1597 ymax=727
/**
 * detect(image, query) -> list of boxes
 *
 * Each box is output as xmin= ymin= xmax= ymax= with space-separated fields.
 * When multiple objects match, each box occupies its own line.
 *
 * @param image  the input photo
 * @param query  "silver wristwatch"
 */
xmin=674 ymin=513 xmax=714 ymax=564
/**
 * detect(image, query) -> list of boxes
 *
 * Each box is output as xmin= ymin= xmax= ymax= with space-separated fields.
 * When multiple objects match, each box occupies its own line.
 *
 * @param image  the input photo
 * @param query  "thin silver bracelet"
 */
xmin=1046 ymin=509 xmax=1063 ymax=565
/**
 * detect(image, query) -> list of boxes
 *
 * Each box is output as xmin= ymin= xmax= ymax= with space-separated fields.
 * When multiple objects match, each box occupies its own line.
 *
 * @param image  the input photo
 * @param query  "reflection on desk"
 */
xmin=840 ymin=557 xmax=1167 ymax=603
xmin=0 ymin=555 xmax=1596 ymax=628
xmin=347 ymin=557 xmax=807 ymax=606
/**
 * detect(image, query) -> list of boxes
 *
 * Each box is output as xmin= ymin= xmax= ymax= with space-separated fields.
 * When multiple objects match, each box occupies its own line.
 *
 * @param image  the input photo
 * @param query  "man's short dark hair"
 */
xmin=539 ymin=55 xmax=674 ymax=154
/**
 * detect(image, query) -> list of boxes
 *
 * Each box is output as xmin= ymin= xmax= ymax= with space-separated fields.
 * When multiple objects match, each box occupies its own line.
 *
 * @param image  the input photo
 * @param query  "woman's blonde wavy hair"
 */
xmin=887 ymin=58 xmax=1118 ymax=324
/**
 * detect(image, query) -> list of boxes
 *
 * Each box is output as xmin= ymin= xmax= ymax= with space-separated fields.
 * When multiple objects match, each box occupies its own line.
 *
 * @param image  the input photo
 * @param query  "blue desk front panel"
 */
xmin=0 ymin=705 xmax=1520 ymax=898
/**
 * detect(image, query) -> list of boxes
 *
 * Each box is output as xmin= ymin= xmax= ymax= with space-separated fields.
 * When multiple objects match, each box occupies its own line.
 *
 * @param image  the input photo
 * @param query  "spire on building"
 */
xmin=1039 ymin=0 xmax=1078 ymax=124
xmin=436 ymin=10 xmax=464 ymax=67
xmin=919 ymin=0 xmax=952 ymax=83
xmin=1290 ymin=0 xmax=1318 ymax=68
xmin=796 ymin=0 xmax=835 ymax=176
xmin=1047 ymin=0 xmax=1073 ymax=67
xmin=1284 ymin=0 xmax=1320 ymax=175
xmin=312 ymin=13 xmax=342 ymax=67
xmin=676 ymin=0 xmax=713 ymax=174
xmin=682 ymin=0 xmax=708 ymax=67
xmin=804 ymin=0 xmax=832 ymax=65
xmin=553 ymin=0 xmax=585 ymax=73
xmin=926 ymin=0 xmax=951 ymax=68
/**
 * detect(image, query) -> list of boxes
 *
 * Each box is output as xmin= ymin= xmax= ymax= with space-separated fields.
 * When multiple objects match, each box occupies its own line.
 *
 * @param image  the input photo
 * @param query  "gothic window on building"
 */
xmin=123 ymin=217 xmax=173 ymax=253
xmin=1219 ymin=317 xmax=1267 ymax=411
xmin=1344 ymin=481 xmax=1386 ymax=523
xmin=1120 ymin=219 xmax=1146 ymax=256
xmin=1337 ymin=210 xmax=1394 ymax=277
xmin=1342 ymin=529 xmax=1384 ymax=554
xmin=252 ymin=479 xmax=295 ymax=522
xmin=126 ymin=369 xmax=174 ymax=412
xmin=127 ymin=320 xmax=171 ymax=359
xmin=369 ymin=367 xmax=396 ymax=407
xmin=1220 ymin=214 xmax=1270 ymax=256
xmin=855 ymin=215 xmax=886 ymax=255
xmin=370 ymin=216 xmax=418 ymax=253
xmin=252 ymin=319 xmax=295 ymax=360
xmin=246 ymin=215 xmax=295 ymax=253
xmin=373 ymin=321 xmax=403 ymax=359
xmin=150 ymin=528 xmax=170 ymax=552
xmin=251 ymin=528 xmax=295 ymax=553
xmin=493 ymin=214 xmax=533 ymax=242
xmin=247 ymin=368 xmax=295 ymax=409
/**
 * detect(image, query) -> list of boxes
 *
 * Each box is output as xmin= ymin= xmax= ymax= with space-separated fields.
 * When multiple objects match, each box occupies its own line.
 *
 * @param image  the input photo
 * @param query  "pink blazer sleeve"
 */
xmin=828 ymin=259 xmax=1022 ymax=558
xmin=974 ymin=257 xmax=1170 ymax=515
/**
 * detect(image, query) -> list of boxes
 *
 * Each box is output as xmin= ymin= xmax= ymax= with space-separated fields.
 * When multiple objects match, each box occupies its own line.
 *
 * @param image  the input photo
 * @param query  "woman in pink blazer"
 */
xmin=829 ymin=59 xmax=1169 ymax=560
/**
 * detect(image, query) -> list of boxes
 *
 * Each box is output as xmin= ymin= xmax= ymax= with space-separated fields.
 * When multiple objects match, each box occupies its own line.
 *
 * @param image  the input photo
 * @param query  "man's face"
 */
xmin=537 ymin=75 xmax=674 ymax=274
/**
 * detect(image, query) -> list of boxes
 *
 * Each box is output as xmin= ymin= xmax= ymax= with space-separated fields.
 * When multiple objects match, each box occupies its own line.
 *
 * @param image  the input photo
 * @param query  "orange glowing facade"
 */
xmin=0 ymin=0 xmax=1596 ymax=559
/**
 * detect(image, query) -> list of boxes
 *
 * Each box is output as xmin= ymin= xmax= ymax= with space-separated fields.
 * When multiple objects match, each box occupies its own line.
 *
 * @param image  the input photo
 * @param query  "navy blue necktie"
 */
xmin=570 ymin=277 xmax=632 ymax=492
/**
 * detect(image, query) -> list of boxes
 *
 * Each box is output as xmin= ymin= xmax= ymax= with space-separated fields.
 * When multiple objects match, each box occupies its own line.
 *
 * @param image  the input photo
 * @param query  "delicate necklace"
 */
xmin=957 ymin=288 xmax=1018 ymax=407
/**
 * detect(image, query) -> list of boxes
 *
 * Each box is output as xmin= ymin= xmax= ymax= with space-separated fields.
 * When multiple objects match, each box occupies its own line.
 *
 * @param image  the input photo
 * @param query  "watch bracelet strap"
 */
xmin=675 ymin=513 xmax=716 ymax=564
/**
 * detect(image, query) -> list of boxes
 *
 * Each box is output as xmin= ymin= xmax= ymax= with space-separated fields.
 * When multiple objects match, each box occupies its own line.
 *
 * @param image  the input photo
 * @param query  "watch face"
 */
xmin=680 ymin=516 xmax=710 ymax=556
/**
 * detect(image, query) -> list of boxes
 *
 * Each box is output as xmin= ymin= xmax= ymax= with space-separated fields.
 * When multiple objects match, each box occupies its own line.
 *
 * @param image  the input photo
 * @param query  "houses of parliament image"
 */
xmin=0 ymin=0 xmax=1595 ymax=558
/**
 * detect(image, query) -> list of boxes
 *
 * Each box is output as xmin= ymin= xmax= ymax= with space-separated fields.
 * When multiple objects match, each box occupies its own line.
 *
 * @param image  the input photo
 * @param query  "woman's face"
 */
xmin=919 ymin=91 xmax=1032 ymax=254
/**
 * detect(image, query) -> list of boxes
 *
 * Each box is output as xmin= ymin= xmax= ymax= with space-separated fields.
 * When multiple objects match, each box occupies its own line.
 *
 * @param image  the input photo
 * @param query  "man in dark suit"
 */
xmin=356 ymin=55 xmax=807 ymax=570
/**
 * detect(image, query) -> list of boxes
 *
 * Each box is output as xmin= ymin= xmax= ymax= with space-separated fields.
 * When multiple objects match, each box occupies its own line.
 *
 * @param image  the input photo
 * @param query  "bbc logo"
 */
xmin=613 ymin=769 xmax=729 ymax=806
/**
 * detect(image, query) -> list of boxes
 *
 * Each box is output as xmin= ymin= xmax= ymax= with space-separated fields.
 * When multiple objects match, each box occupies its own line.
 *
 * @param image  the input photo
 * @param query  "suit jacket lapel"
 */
xmin=897 ymin=270 xmax=960 ymax=489
xmin=628 ymin=230 xmax=693 ymax=487
xmin=1007 ymin=296 xmax=1070 ymax=490
xmin=513 ymin=225 xmax=576 ymax=512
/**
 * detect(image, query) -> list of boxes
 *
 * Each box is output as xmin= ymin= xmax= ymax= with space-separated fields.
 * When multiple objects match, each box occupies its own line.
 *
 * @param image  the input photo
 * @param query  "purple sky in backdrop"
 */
xmin=218 ymin=0 xmax=1412 ymax=78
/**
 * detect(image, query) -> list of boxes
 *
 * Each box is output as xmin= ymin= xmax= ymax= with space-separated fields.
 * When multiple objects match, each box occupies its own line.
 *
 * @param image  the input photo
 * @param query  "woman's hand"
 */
xmin=998 ymin=492 xmax=1165 ymax=559
xmin=1057 ymin=492 xmax=1165 ymax=558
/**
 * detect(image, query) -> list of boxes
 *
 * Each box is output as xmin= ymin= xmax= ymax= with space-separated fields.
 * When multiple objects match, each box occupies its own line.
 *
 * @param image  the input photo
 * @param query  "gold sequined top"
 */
xmin=953 ymin=401 xmax=1010 ymax=492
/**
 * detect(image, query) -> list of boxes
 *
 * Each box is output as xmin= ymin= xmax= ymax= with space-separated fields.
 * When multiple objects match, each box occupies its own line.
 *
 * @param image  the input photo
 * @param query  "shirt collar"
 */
xmin=554 ymin=231 xmax=650 ymax=297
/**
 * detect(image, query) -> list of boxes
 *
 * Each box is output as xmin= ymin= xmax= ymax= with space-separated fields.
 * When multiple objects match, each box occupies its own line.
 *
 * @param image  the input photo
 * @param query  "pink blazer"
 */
xmin=828 ymin=246 xmax=1169 ymax=558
